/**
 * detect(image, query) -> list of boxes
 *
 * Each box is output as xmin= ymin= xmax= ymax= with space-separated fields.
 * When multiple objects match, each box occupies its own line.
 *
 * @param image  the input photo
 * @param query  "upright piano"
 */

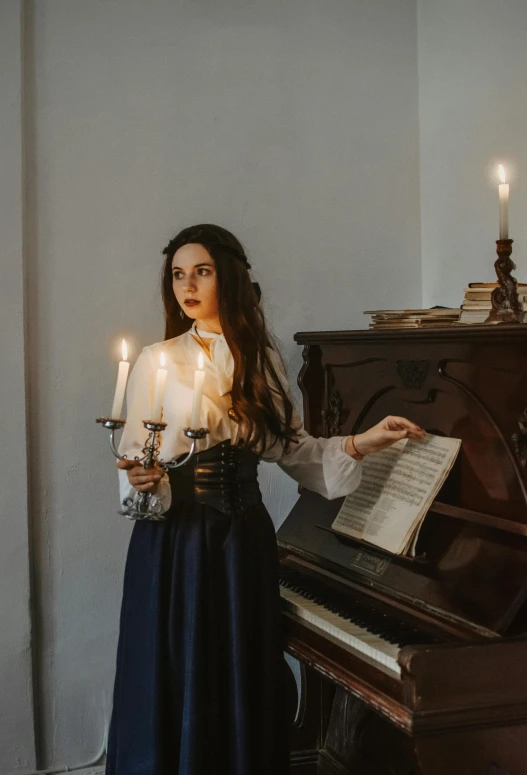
xmin=278 ymin=325 xmax=527 ymax=775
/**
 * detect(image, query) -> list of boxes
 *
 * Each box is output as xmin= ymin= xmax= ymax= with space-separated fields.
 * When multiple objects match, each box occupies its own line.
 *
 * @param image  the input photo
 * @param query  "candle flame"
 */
xmin=121 ymin=339 xmax=128 ymax=361
xmin=160 ymin=351 xmax=166 ymax=368
xmin=499 ymin=164 xmax=506 ymax=183
xmin=198 ymin=352 xmax=204 ymax=370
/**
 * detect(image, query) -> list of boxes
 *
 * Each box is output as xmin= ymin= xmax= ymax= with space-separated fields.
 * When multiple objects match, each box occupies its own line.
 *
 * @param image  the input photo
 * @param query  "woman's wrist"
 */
xmin=345 ymin=434 xmax=365 ymax=460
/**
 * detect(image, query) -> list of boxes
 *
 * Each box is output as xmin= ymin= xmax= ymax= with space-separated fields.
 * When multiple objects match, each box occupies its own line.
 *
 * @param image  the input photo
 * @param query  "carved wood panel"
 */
xmin=319 ymin=690 xmax=416 ymax=775
xmin=300 ymin=337 xmax=527 ymax=524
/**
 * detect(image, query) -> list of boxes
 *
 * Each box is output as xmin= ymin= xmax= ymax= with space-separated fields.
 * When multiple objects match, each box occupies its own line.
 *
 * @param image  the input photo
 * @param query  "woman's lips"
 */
xmin=184 ymin=300 xmax=200 ymax=307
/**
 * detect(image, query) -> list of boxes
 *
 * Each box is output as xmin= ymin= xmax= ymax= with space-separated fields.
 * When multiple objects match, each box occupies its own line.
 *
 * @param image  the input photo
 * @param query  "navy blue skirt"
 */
xmin=105 ymin=485 xmax=290 ymax=774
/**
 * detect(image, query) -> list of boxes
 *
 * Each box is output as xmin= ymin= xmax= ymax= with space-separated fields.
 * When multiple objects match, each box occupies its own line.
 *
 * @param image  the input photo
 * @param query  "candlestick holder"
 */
xmin=485 ymin=239 xmax=523 ymax=324
xmin=96 ymin=417 xmax=210 ymax=521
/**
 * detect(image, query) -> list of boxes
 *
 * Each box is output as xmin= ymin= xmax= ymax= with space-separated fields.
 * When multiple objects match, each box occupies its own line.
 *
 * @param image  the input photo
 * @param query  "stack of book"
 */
xmin=364 ymin=308 xmax=460 ymax=330
xmin=458 ymin=282 xmax=527 ymax=324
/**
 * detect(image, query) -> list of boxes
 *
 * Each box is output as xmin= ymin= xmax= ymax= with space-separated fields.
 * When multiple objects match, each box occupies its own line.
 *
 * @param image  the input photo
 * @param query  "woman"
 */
xmin=106 ymin=224 xmax=424 ymax=775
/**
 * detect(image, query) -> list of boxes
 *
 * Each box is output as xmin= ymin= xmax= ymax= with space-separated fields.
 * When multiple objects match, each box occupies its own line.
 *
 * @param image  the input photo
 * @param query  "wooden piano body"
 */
xmin=278 ymin=325 xmax=527 ymax=775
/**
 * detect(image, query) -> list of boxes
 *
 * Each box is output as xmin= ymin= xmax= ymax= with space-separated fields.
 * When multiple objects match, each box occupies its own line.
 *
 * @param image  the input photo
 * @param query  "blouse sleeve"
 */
xmin=261 ymin=349 xmax=362 ymax=500
xmin=117 ymin=347 xmax=172 ymax=514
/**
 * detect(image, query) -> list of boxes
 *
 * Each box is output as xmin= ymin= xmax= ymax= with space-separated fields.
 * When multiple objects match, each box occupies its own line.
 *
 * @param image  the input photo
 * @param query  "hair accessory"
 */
xmin=206 ymin=242 xmax=250 ymax=266
xmin=162 ymin=237 xmax=250 ymax=267
xmin=349 ymin=435 xmax=364 ymax=460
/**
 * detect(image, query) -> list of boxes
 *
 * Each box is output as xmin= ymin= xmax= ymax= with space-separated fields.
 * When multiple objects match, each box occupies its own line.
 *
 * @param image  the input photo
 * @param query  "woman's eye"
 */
xmin=172 ymin=269 xmax=210 ymax=280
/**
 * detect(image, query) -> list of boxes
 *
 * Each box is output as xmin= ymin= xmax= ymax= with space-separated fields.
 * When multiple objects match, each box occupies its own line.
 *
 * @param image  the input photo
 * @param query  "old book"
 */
xmin=369 ymin=322 xmax=457 ymax=329
xmin=369 ymin=323 xmax=422 ymax=328
xmin=462 ymin=301 xmax=527 ymax=311
xmin=464 ymin=291 xmax=527 ymax=302
xmin=459 ymin=309 xmax=527 ymax=324
xmin=364 ymin=308 xmax=458 ymax=316
xmin=468 ymin=282 xmax=527 ymax=289
xmin=458 ymin=311 xmax=488 ymax=323
xmin=331 ymin=434 xmax=461 ymax=556
xmin=464 ymin=291 xmax=493 ymax=301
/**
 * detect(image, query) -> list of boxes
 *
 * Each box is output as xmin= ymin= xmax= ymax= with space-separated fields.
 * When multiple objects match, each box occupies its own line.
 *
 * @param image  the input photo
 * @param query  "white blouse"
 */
xmin=118 ymin=322 xmax=362 ymax=512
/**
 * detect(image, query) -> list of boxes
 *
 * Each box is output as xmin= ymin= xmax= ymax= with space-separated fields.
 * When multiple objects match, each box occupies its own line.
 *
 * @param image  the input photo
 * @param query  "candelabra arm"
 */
xmin=162 ymin=441 xmax=196 ymax=469
xmin=109 ymin=429 xmax=128 ymax=460
xmin=96 ymin=418 xmax=128 ymax=460
xmin=161 ymin=428 xmax=210 ymax=469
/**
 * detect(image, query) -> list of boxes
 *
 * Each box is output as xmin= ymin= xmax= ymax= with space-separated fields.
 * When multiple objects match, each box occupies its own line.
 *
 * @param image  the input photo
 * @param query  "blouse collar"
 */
xmin=189 ymin=321 xmax=233 ymax=396
xmin=191 ymin=321 xmax=223 ymax=340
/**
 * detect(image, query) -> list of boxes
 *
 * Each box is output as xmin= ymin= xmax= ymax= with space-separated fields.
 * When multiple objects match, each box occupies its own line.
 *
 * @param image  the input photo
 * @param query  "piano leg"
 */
xmin=285 ymin=660 xmax=335 ymax=773
xmin=318 ymin=688 xmax=416 ymax=775
xmin=318 ymin=688 xmax=527 ymax=775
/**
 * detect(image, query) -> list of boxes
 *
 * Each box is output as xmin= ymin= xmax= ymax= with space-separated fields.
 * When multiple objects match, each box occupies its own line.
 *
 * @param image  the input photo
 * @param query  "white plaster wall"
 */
xmin=419 ymin=0 xmax=527 ymax=307
xmin=2 ymin=0 xmax=421 ymax=769
xmin=0 ymin=1 xmax=37 ymax=771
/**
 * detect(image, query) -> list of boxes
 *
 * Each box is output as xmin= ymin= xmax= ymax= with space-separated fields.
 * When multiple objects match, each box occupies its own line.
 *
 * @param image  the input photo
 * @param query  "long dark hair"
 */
xmin=161 ymin=224 xmax=298 ymax=453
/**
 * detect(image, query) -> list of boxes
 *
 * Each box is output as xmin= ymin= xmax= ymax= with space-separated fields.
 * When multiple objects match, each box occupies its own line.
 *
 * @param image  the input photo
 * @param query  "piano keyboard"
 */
xmin=280 ymin=568 xmax=437 ymax=676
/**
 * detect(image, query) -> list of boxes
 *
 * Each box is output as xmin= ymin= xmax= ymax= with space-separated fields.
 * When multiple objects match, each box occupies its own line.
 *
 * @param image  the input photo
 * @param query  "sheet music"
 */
xmin=332 ymin=434 xmax=461 ymax=554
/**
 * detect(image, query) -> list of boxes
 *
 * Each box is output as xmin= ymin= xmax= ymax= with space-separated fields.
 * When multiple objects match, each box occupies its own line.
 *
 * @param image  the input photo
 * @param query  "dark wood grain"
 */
xmin=282 ymin=325 xmax=527 ymax=774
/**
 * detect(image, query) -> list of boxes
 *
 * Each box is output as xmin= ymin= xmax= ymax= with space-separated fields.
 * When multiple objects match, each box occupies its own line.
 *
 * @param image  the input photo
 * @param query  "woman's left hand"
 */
xmin=345 ymin=416 xmax=426 ymax=458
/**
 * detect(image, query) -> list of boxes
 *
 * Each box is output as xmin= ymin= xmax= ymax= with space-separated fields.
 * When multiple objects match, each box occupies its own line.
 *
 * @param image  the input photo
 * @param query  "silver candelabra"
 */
xmin=96 ymin=417 xmax=209 ymax=520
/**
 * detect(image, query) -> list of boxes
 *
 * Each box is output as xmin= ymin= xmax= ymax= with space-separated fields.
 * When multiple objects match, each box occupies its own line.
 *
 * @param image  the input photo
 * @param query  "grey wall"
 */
xmin=0 ymin=2 xmax=36 ymax=771
xmin=419 ymin=0 xmax=527 ymax=306
xmin=1 ymin=0 xmax=421 ymax=770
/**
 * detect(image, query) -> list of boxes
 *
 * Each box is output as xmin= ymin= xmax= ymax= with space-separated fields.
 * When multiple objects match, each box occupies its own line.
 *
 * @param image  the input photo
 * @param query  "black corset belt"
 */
xmin=166 ymin=439 xmax=262 ymax=517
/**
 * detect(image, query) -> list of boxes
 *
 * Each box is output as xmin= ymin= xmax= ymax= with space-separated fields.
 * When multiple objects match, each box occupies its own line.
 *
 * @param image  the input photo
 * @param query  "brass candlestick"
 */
xmin=485 ymin=239 xmax=523 ymax=324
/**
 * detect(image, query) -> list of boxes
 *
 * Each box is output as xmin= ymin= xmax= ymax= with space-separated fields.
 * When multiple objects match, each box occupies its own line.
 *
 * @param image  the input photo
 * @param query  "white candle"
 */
xmin=111 ymin=339 xmax=130 ymax=419
xmin=498 ymin=163 xmax=509 ymax=239
xmin=151 ymin=351 xmax=168 ymax=423
xmin=190 ymin=352 xmax=205 ymax=428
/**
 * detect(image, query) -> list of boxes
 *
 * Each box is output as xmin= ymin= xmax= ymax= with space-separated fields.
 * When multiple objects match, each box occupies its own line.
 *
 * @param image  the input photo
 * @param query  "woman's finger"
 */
xmin=117 ymin=458 xmax=136 ymax=470
xmin=384 ymin=429 xmax=408 ymax=442
xmin=130 ymin=472 xmax=163 ymax=485
xmin=383 ymin=417 xmax=426 ymax=439
xmin=126 ymin=466 xmax=161 ymax=477
xmin=385 ymin=415 xmax=422 ymax=431
xmin=136 ymin=467 xmax=162 ymax=477
xmin=407 ymin=430 xmax=427 ymax=440
xmin=134 ymin=482 xmax=157 ymax=493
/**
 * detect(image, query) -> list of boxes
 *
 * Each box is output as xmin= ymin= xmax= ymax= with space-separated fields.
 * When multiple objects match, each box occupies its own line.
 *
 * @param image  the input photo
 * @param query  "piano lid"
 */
xmin=282 ymin=325 xmax=527 ymax=636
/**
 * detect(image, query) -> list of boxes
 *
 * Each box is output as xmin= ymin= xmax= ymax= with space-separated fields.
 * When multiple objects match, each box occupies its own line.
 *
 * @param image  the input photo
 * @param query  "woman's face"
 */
xmin=172 ymin=243 xmax=220 ymax=327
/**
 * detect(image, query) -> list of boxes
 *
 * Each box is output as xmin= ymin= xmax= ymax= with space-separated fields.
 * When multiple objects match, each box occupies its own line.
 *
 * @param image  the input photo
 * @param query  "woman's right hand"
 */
xmin=346 ymin=415 xmax=425 ymax=458
xmin=116 ymin=458 xmax=163 ymax=494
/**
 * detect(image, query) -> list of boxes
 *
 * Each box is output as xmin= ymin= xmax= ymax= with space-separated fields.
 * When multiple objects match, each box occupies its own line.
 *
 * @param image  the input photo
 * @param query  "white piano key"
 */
xmin=280 ymin=585 xmax=401 ymax=676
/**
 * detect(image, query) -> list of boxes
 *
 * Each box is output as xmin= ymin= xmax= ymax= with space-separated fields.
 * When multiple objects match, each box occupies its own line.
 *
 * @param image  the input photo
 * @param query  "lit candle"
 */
xmin=151 ymin=351 xmax=168 ymax=423
xmin=111 ymin=339 xmax=130 ymax=419
xmin=498 ymin=163 xmax=509 ymax=239
xmin=190 ymin=352 xmax=205 ymax=428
